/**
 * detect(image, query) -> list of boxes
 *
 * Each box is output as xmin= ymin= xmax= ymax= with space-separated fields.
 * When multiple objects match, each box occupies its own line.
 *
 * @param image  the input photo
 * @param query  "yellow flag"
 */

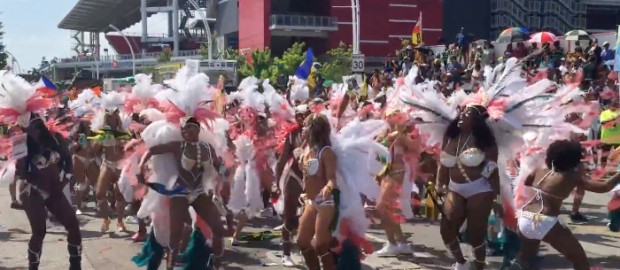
xmin=411 ymin=13 xmax=423 ymax=45
xmin=360 ymin=74 xmax=368 ymax=97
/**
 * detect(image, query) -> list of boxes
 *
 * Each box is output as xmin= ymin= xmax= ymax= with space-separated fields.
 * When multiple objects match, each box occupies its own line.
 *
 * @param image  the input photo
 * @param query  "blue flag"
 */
xmin=295 ymin=48 xmax=314 ymax=80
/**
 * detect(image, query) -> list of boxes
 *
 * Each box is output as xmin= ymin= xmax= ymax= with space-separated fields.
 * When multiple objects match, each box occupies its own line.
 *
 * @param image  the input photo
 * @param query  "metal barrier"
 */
xmin=57 ymin=50 xmax=203 ymax=64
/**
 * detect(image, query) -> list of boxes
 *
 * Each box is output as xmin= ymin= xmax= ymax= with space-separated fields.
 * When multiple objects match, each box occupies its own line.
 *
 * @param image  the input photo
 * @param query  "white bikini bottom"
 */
xmin=517 ymin=210 xmax=559 ymax=240
xmin=300 ymin=193 xmax=335 ymax=210
xmin=449 ymin=177 xmax=493 ymax=198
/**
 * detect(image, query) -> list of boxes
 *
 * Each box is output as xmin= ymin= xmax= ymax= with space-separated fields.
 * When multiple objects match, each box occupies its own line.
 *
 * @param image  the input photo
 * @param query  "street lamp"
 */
xmin=4 ymin=50 xmax=22 ymax=74
xmin=187 ymin=0 xmax=213 ymax=60
xmin=108 ymin=24 xmax=136 ymax=76
xmin=352 ymin=0 xmax=360 ymax=54
xmin=85 ymin=52 xmax=99 ymax=79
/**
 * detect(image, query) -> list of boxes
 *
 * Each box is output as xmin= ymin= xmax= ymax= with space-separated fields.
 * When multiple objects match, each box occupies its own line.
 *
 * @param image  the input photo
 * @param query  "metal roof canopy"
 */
xmin=58 ymin=0 xmax=168 ymax=32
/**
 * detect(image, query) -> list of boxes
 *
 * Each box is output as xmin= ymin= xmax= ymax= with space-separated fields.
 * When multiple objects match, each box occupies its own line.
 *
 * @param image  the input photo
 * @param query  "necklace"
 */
xmin=456 ymin=133 xmax=472 ymax=156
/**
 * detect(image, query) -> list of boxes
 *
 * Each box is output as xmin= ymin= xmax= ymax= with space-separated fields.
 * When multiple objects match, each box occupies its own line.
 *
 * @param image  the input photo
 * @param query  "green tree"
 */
xmin=238 ymin=48 xmax=277 ymax=82
xmin=273 ymin=42 xmax=307 ymax=79
xmin=0 ymin=19 xmax=7 ymax=70
xmin=158 ymin=47 xmax=172 ymax=63
xmin=319 ymin=42 xmax=353 ymax=82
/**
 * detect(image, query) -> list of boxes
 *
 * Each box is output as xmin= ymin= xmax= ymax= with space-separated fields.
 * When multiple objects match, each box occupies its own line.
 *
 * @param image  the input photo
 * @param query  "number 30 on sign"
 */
xmin=351 ymin=54 xmax=365 ymax=73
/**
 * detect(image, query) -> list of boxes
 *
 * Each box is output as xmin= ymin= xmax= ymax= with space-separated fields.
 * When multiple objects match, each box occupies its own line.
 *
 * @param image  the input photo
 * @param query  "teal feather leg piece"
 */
xmin=131 ymin=230 xmax=164 ymax=270
xmin=181 ymin=229 xmax=215 ymax=270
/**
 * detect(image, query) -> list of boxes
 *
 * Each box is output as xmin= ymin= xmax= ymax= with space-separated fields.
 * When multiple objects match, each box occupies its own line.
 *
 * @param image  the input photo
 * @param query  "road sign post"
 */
xmin=352 ymin=54 xmax=365 ymax=73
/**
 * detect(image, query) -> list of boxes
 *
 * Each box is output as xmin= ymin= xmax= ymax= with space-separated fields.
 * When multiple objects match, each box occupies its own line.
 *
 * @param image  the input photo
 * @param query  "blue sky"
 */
xmin=1 ymin=0 xmax=167 ymax=71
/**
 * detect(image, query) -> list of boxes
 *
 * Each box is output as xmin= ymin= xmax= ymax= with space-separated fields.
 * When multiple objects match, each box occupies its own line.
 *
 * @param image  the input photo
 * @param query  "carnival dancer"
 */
xmin=68 ymin=89 xmax=101 ymax=215
xmin=121 ymin=74 xmax=162 ymax=242
xmin=296 ymin=113 xmax=340 ymax=270
xmin=273 ymin=104 xmax=310 ymax=266
xmin=228 ymin=78 xmax=277 ymax=245
xmin=90 ymin=91 xmax=132 ymax=233
xmin=137 ymin=68 xmax=233 ymax=269
xmin=511 ymin=140 xmax=620 ymax=270
xmin=296 ymin=113 xmax=382 ymax=270
xmin=0 ymin=70 xmax=82 ymax=270
xmin=401 ymin=56 xmax=574 ymax=269
xmin=375 ymin=110 xmax=418 ymax=256
xmin=436 ymin=103 xmax=499 ymax=270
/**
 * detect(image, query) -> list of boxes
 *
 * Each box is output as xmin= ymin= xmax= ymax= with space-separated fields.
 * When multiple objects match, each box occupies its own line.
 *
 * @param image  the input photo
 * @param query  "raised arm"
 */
xmin=581 ymin=169 xmax=620 ymax=193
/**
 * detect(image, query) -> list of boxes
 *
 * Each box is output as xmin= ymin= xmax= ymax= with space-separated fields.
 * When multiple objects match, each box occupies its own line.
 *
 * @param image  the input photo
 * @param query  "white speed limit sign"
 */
xmin=351 ymin=54 xmax=365 ymax=72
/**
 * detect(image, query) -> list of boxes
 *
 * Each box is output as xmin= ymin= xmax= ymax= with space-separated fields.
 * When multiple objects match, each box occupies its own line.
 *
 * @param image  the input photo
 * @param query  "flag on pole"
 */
xmin=411 ymin=13 xmax=423 ymax=45
xmin=35 ymin=75 xmax=57 ymax=96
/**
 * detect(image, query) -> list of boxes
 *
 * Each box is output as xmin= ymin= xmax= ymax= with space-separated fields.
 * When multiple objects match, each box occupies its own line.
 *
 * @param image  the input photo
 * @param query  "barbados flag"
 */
xmin=35 ymin=75 xmax=57 ymax=96
xmin=295 ymin=48 xmax=314 ymax=80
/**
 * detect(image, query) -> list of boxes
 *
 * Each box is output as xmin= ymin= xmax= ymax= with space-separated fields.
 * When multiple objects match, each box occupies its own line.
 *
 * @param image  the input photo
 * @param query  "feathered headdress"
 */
xmin=159 ymin=65 xmax=219 ymax=127
xmin=125 ymin=73 xmax=161 ymax=113
xmin=68 ymin=88 xmax=101 ymax=119
xmin=0 ymin=70 xmax=53 ymax=127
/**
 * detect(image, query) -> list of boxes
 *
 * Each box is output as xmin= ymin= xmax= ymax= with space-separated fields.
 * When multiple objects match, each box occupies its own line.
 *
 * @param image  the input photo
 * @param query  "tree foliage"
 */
xmin=158 ymin=47 xmax=172 ymax=63
xmin=0 ymin=19 xmax=7 ymax=70
xmin=237 ymin=48 xmax=278 ymax=82
xmin=273 ymin=42 xmax=307 ymax=79
xmin=318 ymin=42 xmax=353 ymax=82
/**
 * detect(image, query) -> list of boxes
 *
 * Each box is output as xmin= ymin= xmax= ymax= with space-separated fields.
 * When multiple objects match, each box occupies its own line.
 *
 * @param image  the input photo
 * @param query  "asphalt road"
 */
xmin=1 ymin=187 xmax=619 ymax=270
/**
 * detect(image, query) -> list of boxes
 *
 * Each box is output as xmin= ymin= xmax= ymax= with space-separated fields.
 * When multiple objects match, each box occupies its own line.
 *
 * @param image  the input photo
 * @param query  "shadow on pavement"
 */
xmin=573 ymin=232 xmax=620 ymax=249
xmin=223 ymin=247 xmax=266 ymax=269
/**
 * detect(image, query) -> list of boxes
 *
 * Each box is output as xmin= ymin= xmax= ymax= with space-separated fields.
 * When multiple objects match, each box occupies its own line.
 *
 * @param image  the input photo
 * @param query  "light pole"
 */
xmin=86 ymin=52 xmax=99 ymax=79
xmin=335 ymin=1 xmax=360 ymax=53
xmin=108 ymin=24 xmax=136 ymax=76
xmin=187 ymin=0 xmax=213 ymax=60
xmin=351 ymin=0 xmax=360 ymax=53
xmin=4 ymin=50 xmax=22 ymax=74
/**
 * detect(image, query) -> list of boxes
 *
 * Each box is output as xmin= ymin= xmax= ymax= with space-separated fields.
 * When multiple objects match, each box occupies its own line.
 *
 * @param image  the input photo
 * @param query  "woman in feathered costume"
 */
xmin=89 ymin=91 xmax=132 ymax=233
xmin=296 ymin=113 xmax=340 ymax=270
xmin=273 ymin=104 xmax=310 ymax=266
xmin=401 ymin=56 xmax=579 ymax=269
xmin=374 ymin=110 xmax=418 ymax=257
xmin=227 ymin=78 xmax=278 ymax=245
xmin=136 ymin=67 xmax=232 ymax=269
xmin=68 ymin=88 xmax=101 ymax=216
xmin=0 ymin=70 xmax=82 ymax=270
xmin=511 ymin=140 xmax=620 ymax=270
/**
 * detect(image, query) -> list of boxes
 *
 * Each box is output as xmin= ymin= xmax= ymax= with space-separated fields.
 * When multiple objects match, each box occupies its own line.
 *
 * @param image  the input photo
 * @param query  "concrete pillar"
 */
xmin=168 ymin=12 xmax=173 ymax=37
xmin=172 ymin=0 xmax=180 ymax=56
xmin=141 ymin=0 xmax=148 ymax=56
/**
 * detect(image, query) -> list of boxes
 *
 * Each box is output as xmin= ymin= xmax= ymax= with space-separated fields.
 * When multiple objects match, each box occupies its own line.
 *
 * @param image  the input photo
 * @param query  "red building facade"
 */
xmin=238 ymin=0 xmax=444 ymax=57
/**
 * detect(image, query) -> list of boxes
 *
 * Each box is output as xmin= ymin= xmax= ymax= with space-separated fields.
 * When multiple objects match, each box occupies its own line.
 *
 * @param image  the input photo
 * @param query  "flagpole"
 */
xmin=420 ymin=12 xmax=423 ymax=44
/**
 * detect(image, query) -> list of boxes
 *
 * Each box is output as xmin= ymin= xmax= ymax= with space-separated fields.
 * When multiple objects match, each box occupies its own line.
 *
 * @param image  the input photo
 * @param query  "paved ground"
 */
xmin=1 ymin=187 xmax=619 ymax=270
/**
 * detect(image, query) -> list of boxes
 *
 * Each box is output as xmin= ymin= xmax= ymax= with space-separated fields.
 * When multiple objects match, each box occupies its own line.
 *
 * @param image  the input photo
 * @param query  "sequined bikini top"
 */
xmin=180 ymin=142 xmax=211 ymax=171
xmin=299 ymin=146 xmax=331 ymax=176
xmin=439 ymin=135 xmax=485 ymax=168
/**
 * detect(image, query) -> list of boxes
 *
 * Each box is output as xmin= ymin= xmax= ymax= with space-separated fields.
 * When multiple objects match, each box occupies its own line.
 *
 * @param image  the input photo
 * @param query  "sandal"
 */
xmin=131 ymin=231 xmax=147 ymax=242
xmin=10 ymin=201 xmax=23 ymax=210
